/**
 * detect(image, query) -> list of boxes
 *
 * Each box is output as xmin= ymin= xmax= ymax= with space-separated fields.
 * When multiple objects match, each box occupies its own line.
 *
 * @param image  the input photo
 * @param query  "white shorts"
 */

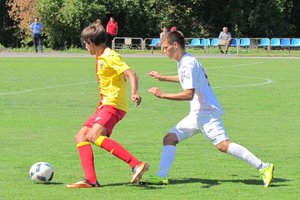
xmin=169 ymin=113 xmax=229 ymax=145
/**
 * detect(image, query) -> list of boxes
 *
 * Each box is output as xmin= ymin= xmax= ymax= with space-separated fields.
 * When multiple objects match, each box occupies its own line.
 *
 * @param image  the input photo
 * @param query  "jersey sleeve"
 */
xmin=109 ymin=54 xmax=130 ymax=75
xmin=180 ymin=62 xmax=198 ymax=90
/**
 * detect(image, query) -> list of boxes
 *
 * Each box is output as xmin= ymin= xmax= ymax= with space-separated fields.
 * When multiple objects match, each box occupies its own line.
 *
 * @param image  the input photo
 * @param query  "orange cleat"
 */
xmin=66 ymin=178 xmax=100 ymax=188
xmin=130 ymin=162 xmax=149 ymax=184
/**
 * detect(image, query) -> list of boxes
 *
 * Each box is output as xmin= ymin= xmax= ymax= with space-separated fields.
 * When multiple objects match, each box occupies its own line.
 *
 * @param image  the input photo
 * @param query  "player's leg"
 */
xmin=140 ymin=114 xmax=199 ymax=185
xmin=217 ymin=140 xmax=274 ymax=187
xmin=201 ymin=115 xmax=274 ymax=187
xmin=157 ymin=133 xmax=178 ymax=177
xmin=88 ymin=106 xmax=148 ymax=183
xmin=158 ymin=114 xmax=200 ymax=179
xmin=66 ymin=125 xmax=100 ymax=188
xmin=216 ymin=140 xmax=267 ymax=169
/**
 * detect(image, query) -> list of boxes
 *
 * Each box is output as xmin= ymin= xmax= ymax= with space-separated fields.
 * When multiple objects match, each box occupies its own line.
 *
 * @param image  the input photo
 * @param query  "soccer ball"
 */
xmin=29 ymin=162 xmax=54 ymax=183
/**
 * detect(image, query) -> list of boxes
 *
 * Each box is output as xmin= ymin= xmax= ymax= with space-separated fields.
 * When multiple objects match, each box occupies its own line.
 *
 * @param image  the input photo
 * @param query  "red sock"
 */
xmin=77 ymin=142 xmax=97 ymax=184
xmin=95 ymin=136 xmax=141 ymax=168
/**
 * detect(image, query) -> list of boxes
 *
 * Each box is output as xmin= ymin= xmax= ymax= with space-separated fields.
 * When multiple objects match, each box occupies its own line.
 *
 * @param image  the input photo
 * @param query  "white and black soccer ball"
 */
xmin=29 ymin=162 xmax=54 ymax=183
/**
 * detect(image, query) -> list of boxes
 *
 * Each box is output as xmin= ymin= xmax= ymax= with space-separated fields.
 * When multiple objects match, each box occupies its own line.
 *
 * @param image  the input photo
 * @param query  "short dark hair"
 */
xmin=164 ymin=30 xmax=185 ymax=50
xmin=81 ymin=24 xmax=107 ymax=46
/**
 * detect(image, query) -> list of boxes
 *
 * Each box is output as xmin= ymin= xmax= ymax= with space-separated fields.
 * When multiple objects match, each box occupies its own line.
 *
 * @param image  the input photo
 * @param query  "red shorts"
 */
xmin=83 ymin=105 xmax=126 ymax=136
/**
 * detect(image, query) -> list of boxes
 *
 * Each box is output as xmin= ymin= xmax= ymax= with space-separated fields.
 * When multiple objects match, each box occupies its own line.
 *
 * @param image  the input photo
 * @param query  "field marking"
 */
xmin=209 ymin=61 xmax=264 ymax=69
xmin=159 ymin=61 xmax=272 ymax=89
xmin=211 ymin=74 xmax=273 ymax=89
xmin=161 ymin=61 xmax=264 ymax=75
xmin=159 ymin=72 xmax=273 ymax=89
xmin=0 ymin=81 xmax=95 ymax=96
xmin=0 ymin=61 xmax=271 ymax=96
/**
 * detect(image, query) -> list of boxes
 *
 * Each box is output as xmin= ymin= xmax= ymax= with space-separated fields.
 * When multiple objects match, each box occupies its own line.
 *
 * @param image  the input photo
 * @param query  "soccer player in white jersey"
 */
xmin=142 ymin=30 xmax=274 ymax=187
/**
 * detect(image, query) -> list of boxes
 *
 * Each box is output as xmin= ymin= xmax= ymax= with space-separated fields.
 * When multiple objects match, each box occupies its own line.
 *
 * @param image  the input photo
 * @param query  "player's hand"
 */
xmin=148 ymin=71 xmax=163 ymax=81
xmin=148 ymin=87 xmax=163 ymax=98
xmin=132 ymin=94 xmax=142 ymax=106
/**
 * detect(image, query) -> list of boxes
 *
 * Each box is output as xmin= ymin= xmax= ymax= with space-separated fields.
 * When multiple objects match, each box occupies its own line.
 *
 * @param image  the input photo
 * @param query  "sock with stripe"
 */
xmin=77 ymin=142 xmax=97 ymax=184
xmin=95 ymin=136 xmax=141 ymax=168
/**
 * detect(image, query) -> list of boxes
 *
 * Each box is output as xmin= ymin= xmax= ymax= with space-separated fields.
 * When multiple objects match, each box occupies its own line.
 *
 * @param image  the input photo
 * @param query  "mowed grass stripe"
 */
xmin=0 ymin=57 xmax=299 ymax=200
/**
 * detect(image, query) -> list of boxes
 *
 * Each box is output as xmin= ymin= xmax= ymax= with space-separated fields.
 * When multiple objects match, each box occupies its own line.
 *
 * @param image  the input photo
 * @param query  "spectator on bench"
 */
xmin=218 ymin=27 xmax=232 ymax=54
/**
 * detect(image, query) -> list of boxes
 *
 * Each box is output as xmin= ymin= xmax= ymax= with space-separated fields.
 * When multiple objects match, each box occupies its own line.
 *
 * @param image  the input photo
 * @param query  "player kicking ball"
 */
xmin=141 ymin=30 xmax=274 ymax=187
xmin=67 ymin=24 xmax=148 ymax=188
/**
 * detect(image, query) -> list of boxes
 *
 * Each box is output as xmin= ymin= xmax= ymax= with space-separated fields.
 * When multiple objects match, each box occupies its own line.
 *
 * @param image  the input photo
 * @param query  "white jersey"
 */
xmin=177 ymin=53 xmax=224 ymax=115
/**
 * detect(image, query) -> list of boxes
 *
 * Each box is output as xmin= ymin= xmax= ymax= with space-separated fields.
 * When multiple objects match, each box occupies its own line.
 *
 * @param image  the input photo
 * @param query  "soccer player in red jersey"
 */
xmin=67 ymin=24 xmax=148 ymax=188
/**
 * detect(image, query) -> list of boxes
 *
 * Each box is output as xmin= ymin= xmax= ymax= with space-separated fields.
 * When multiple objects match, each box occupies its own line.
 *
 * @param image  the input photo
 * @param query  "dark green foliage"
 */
xmin=1 ymin=0 xmax=300 ymax=48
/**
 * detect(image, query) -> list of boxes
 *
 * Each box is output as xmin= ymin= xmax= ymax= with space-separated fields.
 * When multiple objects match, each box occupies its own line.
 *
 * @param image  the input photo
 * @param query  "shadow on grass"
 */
xmin=43 ymin=182 xmax=64 ymax=185
xmin=170 ymin=177 xmax=290 ymax=188
xmin=101 ymin=182 xmax=164 ymax=190
xmin=101 ymin=182 xmax=130 ymax=187
xmin=60 ymin=177 xmax=290 ymax=189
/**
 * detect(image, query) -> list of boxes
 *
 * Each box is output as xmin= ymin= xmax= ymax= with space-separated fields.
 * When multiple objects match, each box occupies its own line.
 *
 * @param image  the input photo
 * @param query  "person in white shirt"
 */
xmin=218 ymin=27 xmax=232 ymax=54
xmin=141 ymin=30 xmax=274 ymax=187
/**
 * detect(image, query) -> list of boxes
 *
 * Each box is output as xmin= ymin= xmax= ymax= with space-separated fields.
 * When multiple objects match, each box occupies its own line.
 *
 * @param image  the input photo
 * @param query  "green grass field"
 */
xmin=0 ymin=55 xmax=300 ymax=199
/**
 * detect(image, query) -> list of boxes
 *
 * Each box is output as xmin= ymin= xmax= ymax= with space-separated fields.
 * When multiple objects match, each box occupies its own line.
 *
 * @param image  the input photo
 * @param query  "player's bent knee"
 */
xmin=86 ymin=133 xmax=98 ymax=143
xmin=215 ymin=140 xmax=230 ymax=153
xmin=74 ymin=132 xmax=86 ymax=144
xmin=163 ymin=133 xmax=178 ymax=145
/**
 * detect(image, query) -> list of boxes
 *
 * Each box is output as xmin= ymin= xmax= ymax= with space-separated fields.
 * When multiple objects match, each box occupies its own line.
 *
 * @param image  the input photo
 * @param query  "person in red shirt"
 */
xmin=170 ymin=26 xmax=177 ymax=31
xmin=106 ymin=17 xmax=118 ymax=48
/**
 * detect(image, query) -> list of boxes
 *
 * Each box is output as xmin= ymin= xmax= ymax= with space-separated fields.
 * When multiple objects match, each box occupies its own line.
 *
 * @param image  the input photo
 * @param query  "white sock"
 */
xmin=157 ymin=145 xmax=176 ymax=177
xmin=227 ymin=143 xmax=266 ymax=170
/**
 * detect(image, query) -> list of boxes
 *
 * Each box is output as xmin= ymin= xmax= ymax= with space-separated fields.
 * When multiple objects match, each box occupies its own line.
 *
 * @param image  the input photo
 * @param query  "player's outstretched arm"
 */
xmin=148 ymin=71 xmax=179 ymax=83
xmin=148 ymin=87 xmax=194 ymax=101
xmin=124 ymin=69 xmax=142 ymax=106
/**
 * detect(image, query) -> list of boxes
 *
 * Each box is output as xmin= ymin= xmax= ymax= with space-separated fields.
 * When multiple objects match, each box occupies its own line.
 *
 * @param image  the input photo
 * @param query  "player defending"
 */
xmin=67 ymin=25 xmax=148 ymax=188
xmin=142 ymin=30 xmax=274 ymax=187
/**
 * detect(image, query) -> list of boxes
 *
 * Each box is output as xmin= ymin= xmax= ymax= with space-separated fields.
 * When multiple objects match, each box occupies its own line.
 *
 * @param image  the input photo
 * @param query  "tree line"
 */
xmin=0 ymin=0 xmax=299 ymax=49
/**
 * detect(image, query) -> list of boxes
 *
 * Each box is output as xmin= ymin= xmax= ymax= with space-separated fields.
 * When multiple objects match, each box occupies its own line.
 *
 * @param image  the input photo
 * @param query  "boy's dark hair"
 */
xmin=165 ymin=30 xmax=185 ymax=50
xmin=81 ymin=24 xmax=107 ymax=46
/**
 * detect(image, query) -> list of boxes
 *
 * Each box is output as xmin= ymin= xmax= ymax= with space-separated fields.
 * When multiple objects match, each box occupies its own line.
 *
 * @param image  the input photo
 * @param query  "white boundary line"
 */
xmin=160 ymin=61 xmax=273 ymax=89
xmin=160 ymin=72 xmax=273 ymax=89
xmin=0 ymin=61 xmax=272 ymax=96
xmin=211 ymin=74 xmax=273 ymax=89
xmin=209 ymin=61 xmax=264 ymax=69
xmin=0 ymin=81 xmax=95 ymax=96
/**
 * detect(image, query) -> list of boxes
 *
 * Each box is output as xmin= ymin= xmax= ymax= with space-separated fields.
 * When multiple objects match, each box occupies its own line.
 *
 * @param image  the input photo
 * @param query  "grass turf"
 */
xmin=0 ymin=56 xmax=299 ymax=199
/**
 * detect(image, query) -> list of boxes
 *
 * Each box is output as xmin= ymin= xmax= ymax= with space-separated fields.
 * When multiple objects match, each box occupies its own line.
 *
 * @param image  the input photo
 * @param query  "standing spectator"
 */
xmin=106 ymin=17 xmax=118 ymax=48
xmin=218 ymin=27 xmax=232 ymax=54
xmin=160 ymin=26 xmax=168 ymax=42
xmin=28 ymin=17 xmax=44 ymax=53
